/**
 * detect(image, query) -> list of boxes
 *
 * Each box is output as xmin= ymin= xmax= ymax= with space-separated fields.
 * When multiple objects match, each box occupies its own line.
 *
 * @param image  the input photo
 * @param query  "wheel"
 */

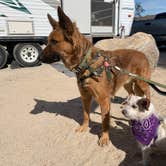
xmin=0 ymin=45 xmax=8 ymax=69
xmin=13 ymin=43 xmax=42 ymax=67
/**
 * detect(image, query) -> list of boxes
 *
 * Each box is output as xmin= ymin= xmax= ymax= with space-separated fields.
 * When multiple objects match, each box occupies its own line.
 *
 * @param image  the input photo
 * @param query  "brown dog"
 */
xmin=41 ymin=7 xmax=151 ymax=146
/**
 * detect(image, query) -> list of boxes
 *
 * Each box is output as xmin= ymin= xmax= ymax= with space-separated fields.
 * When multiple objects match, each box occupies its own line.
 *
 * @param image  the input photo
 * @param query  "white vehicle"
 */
xmin=0 ymin=0 xmax=135 ymax=68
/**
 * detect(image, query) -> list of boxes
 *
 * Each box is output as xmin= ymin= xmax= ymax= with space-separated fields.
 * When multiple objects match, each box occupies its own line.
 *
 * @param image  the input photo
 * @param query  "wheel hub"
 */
xmin=20 ymin=45 xmax=39 ymax=63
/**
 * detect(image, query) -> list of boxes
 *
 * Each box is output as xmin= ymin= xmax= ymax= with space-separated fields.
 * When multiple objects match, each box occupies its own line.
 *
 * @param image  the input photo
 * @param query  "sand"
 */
xmin=0 ymin=49 xmax=165 ymax=166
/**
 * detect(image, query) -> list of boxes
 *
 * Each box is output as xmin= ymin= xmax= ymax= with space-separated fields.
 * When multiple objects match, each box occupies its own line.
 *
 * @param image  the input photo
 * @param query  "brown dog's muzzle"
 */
xmin=40 ymin=47 xmax=60 ymax=63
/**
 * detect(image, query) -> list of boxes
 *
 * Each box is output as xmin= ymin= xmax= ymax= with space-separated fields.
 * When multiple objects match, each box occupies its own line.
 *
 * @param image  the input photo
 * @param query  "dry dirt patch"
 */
xmin=0 ymin=52 xmax=165 ymax=166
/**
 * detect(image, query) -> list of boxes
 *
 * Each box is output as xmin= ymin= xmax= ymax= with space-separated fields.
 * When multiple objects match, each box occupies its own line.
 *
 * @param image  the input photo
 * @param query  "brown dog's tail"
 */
xmin=149 ymin=83 xmax=166 ymax=96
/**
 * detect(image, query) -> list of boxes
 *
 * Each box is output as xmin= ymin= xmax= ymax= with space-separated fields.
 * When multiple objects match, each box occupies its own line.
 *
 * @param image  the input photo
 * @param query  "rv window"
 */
xmin=91 ymin=0 xmax=113 ymax=26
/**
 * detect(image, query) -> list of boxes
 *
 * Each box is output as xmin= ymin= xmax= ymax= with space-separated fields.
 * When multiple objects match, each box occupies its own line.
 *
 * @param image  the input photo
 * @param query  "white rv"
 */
xmin=0 ymin=0 xmax=135 ymax=68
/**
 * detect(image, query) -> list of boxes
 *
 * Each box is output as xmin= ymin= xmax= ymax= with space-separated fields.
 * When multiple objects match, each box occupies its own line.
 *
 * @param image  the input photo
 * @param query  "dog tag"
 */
xmin=104 ymin=61 xmax=109 ymax=67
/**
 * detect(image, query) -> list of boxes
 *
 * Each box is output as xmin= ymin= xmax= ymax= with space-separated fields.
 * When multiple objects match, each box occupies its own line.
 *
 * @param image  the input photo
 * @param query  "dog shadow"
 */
xmin=87 ymin=118 xmax=141 ymax=166
xmin=51 ymin=62 xmax=75 ymax=77
xmin=30 ymin=97 xmax=144 ymax=165
xmin=30 ymin=97 xmax=98 ymax=125
xmin=150 ymin=137 xmax=166 ymax=166
xmin=109 ymin=121 xmax=142 ymax=166
xmin=30 ymin=95 xmax=126 ymax=124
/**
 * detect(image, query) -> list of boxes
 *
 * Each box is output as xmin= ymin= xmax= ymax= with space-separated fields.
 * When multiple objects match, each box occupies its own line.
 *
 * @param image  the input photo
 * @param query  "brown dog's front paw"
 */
xmin=98 ymin=133 xmax=109 ymax=147
xmin=75 ymin=124 xmax=88 ymax=132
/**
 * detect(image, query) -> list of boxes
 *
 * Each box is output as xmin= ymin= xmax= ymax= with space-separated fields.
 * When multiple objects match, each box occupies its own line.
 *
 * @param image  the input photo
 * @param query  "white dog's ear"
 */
xmin=137 ymin=98 xmax=150 ymax=110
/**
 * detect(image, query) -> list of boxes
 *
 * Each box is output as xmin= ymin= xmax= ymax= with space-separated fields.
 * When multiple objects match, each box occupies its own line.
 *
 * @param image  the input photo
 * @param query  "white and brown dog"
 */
xmin=121 ymin=95 xmax=166 ymax=166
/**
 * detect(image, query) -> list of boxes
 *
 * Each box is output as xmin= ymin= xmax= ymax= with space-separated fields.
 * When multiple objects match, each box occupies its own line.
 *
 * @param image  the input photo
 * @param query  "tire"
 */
xmin=13 ymin=43 xmax=42 ymax=67
xmin=0 ymin=45 xmax=8 ymax=69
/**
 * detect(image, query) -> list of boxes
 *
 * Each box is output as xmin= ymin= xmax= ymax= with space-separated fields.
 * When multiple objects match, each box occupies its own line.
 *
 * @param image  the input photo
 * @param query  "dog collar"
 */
xmin=71 ymin=48 xmax=93 ymax=74
xmin=131 ymin=114 xmax=160 ymax=146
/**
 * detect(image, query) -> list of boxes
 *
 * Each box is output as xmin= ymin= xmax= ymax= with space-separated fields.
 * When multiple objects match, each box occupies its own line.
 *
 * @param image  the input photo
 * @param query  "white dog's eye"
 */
xmin=132 ymin=104 xmax=137 ymax=109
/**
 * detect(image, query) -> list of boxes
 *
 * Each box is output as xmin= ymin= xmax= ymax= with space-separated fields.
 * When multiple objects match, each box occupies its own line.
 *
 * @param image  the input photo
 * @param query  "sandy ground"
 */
xmin=0 ymin=49 xmax=165 ymax=166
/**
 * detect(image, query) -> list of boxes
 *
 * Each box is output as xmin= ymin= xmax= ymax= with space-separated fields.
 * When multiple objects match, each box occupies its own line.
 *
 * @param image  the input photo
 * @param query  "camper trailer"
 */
xmin=0 ymin=0 xmax=135 ymax=69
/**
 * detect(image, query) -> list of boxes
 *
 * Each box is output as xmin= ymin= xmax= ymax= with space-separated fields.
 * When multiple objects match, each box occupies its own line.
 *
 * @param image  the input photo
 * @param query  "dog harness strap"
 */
xmin=131 ymin=114 xmax=160 ymax=146
xmin=103 ymin=57 xmax=112 ymax=81
xmin=74 ymin=48 xmax=113 ymax=82
xmin=78 ymin=48 xmax=92 ymax=70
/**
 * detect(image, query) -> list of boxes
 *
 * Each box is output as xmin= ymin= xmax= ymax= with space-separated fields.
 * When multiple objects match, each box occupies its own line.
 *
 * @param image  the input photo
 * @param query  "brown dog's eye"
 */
xmin=50 ymin=39 xmax=58 ymax=45
xmin=132 ymin=104 xmax=137 ymax=109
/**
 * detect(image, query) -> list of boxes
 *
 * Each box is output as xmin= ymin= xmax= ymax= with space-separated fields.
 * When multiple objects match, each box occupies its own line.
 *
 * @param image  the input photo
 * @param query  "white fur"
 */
xmin=122 ymin=95 xmax=166 ymax=166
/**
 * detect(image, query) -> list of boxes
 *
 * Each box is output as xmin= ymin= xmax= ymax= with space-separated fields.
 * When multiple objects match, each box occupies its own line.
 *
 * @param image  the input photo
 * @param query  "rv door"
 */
xmin=91 ymin=0 xmax=114 ymax=36
xmin=62 ymin=0 xmax=91 ymax=34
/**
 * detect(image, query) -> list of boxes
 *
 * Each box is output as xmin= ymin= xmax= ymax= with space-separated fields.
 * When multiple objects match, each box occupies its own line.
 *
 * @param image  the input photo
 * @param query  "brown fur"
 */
xmin=41 ymin=7 xmax=151 ymax=146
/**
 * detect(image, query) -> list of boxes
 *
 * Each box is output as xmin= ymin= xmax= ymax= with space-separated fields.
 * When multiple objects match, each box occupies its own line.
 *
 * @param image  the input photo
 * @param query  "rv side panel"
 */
xmin=0 ymin=0 xmax=60 ymax=37
xmin=42 ymin=0 xmax=60 ymax=9
xmin=0 ymin=18 xmax=7 ymax=36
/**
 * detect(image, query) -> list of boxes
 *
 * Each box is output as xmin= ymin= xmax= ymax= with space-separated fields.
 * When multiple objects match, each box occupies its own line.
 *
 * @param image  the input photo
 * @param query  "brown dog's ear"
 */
xmin=57 ymin=6 xmax=74 ymax=35
xmin=47 ymin=13 xmax=58 ymax=29
xmin=137 ymin=98 xmax=150 ymax=111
